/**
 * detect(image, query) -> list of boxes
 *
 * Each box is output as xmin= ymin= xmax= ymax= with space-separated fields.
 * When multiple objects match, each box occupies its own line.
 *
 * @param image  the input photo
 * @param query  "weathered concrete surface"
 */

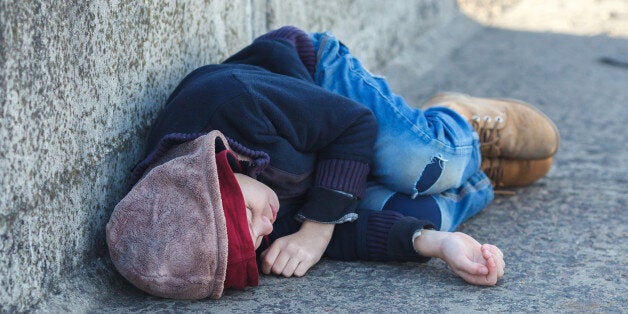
xmin=5 ymin=0 xmax=627 ymax=312
xmin=33 ymin=1 xmax=628 ymax=312
xmin=0 ymin=2 xmax=252 ymax=311
xmin=0 ymin=0 xmax=457 ymax=311
xmin=263 ymin=0 xmax=458 ymax=69
xmin=36 ymin=5 xmax=628 ymax=309
xmin=380 ymin=3 xmax=628 ymax=310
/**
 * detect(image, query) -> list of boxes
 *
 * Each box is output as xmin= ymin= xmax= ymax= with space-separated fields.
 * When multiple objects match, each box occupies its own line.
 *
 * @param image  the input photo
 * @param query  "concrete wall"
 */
xmin=0 ymin=0 xmax=457 ymax=311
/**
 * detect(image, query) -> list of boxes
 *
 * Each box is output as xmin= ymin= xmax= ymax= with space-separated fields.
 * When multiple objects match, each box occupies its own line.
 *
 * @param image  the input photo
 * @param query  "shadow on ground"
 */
xmin=40 ymin=18 xmax=628 ymax=313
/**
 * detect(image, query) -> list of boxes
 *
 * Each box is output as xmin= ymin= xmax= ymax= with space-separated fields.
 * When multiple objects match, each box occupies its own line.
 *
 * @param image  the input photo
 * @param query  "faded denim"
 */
xmin=311 ymin=32 xmax=494 ymax=231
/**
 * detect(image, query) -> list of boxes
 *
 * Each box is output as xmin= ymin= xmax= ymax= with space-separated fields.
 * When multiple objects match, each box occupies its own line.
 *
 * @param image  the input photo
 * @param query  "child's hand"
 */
xmin=415 ymin=230 xmax=505 ymax=286
xmin=439 ymin=232 xmax=504 ymax=285
xmin=259 ymin=220 xmax=334 ymax=277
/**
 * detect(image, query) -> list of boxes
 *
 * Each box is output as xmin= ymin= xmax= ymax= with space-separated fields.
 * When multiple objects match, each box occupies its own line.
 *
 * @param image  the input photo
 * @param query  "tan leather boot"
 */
xmin=481 ymin=157 xmax=553 ymax=188
xmin=422 ymin=92 xmax=560 ymax=160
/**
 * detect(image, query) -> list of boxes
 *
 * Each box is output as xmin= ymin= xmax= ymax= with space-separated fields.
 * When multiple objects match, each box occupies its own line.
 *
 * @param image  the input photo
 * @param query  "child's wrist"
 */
xmin=413 ymin=229 xmax=445 ymax=258
xmin=300 ymin=220 xmax=335 ymax=239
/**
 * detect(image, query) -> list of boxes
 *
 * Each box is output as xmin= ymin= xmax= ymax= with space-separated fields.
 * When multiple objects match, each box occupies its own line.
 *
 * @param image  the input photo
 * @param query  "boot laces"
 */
xmin=471 ymin=115 xmax=504 ymax=156
xmin=481 ymin=158 xmax=504 ymax=187
xmin=481 ymin=158 xmax=516 ymax=195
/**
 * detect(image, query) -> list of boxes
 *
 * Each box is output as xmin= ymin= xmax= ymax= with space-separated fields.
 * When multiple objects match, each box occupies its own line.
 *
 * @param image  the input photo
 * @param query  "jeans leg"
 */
xmin=433 ymin=170 xmax=494 ymax=232
xmin=382 ymin=193 xmax=442 ymax=230
xmin=360 ymin=172 xmax=493 ymax=232
xmin=311 ymin=32 xmax=484 ymax=198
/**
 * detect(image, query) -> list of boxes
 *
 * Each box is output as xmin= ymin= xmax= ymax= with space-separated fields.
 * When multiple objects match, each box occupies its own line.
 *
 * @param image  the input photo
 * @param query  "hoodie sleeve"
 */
xmin=325 ymin=209 xmax=436 ymax=262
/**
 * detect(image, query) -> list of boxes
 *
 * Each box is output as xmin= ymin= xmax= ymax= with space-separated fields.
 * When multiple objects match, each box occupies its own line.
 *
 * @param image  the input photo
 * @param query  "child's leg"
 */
xmin=432 ymin=170 xmax=494 ymax=231
xmin=311 ymin=32 xmax=484 ymax=198
xmin=361 ymin=170 xmax=493 ymax=232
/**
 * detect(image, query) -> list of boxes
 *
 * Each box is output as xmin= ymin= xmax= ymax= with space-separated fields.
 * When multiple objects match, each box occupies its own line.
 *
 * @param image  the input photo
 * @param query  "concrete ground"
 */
xmin=40 ymin=1 xmax=627 ymax=312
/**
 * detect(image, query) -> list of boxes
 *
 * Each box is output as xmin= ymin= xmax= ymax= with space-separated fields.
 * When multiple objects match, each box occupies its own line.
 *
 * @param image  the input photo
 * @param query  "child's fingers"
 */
xmin=260 ymin=248 xmax=268 ymax=258
xmin=481 ymin=246 xmax=496 ymax=268
xmin=483 ymin=255 xmax=499 ymax=285
xmin=456 ymin=266 xmax=494 ymax=285
xmin=475 ymin=264 xmax=489 ymax=276
xmin=486 ymin=244 xmax=504 ymax=262
xmin=455 ymin=244 xmax=502 ymax=286
xmin=293 ymin=261 xmax=311 ymax=277
xmin=260 ymin=246 xmax=280 ymax=274
xmin=270 ymin=252 xmax=290 ymax=275
xmin=281 ymin=257 xmax=301 ymax=277
xmin=453 ymin=256 xmax=489 ymax=276
xmin=483 ymin=244 xmax=505 ymax=278
xmin=491 ymin=244 xmax=503 ymax=259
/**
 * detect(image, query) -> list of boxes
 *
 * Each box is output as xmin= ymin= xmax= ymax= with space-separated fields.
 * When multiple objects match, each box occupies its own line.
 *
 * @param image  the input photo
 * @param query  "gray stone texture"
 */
xmin=5 ymin=0 xmax=627 ymax=312
xmin=0 ymin=0 xmax=456 ymax=311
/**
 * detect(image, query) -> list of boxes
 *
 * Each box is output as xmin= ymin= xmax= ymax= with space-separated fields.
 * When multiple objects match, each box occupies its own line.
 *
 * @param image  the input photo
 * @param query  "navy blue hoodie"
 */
xmin=134 ymin=33 xmax=432 ymax=262
xmin=145 ymin=38 xmax=375 ymax=224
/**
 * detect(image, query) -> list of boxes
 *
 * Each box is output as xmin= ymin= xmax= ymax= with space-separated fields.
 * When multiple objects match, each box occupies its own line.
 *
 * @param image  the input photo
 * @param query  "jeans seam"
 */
xmin=441 ymin=176 xmax=492 ymax=201
xmin=327 ymin=37 xmax=475 ymax=156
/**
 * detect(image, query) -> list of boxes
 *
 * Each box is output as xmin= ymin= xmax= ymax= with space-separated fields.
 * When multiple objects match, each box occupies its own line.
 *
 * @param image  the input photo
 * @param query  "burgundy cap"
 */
xmin=106 ymin=131 xmax=237 ymax=299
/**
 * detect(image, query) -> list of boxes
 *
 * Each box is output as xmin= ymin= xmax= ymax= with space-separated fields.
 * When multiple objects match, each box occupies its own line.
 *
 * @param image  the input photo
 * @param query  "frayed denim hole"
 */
xmin=415 ymin=156 xmax=445 ymax=193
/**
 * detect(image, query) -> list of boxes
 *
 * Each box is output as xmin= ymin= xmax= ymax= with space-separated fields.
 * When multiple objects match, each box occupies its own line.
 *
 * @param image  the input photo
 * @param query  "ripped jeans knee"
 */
xmin=311 ymin=31 xmax=483 ymax=197
xmin=312 ymin=31 xmax=493 ymax=230
xmin=360 ymin=170 xmax=493 ymax=231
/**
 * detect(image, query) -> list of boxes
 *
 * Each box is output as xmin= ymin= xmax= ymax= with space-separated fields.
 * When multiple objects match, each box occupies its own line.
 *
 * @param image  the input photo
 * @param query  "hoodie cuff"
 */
xmin=295 ymin=187 xmax=359 ymax=224
xmin=315 ymin=159 xmax=369 ymax=198
xmin=365 ymin=210 xmax=434 ymax=262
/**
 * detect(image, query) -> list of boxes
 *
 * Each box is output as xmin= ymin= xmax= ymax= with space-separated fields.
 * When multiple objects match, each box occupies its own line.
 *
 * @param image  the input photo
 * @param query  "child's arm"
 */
xmin=414 ymin=229 xmax=505 ymax=286
xmin=259 ymin=221 xmax=334 ymax=277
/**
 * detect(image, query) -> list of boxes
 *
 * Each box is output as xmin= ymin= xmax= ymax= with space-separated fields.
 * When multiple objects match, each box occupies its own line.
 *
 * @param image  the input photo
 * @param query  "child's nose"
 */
xmin=270 ymin=203 xmax=278 ymax=221
xmin=260 ymin=218 xmax=273 ymax=236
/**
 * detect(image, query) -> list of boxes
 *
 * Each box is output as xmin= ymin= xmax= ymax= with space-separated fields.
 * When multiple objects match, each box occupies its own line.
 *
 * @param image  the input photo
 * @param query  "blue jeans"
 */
xmin=311 ymin=32 xmax=494 ymax=231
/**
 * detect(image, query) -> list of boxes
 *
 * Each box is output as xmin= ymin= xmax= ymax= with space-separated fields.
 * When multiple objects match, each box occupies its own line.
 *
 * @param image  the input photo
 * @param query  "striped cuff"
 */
xmin=365 ymin=211 xmax=433 ymax=262
xmin=315 ymin=159 xmax=370 ymax=198
xmin=296 ymin=186 xmax=359 ymax=224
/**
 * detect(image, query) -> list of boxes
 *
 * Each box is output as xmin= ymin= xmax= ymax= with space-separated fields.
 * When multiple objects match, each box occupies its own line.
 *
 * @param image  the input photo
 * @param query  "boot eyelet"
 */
xmin=483 ymin=116 xmax=492 ymax=122
xmin=495 ymin=116 xmax=504 ymax=123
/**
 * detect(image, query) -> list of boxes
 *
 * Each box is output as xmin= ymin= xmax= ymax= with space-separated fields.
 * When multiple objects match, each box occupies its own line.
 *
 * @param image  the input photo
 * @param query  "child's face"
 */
xmin=234 ymin=173 xmax=279 ymax=249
